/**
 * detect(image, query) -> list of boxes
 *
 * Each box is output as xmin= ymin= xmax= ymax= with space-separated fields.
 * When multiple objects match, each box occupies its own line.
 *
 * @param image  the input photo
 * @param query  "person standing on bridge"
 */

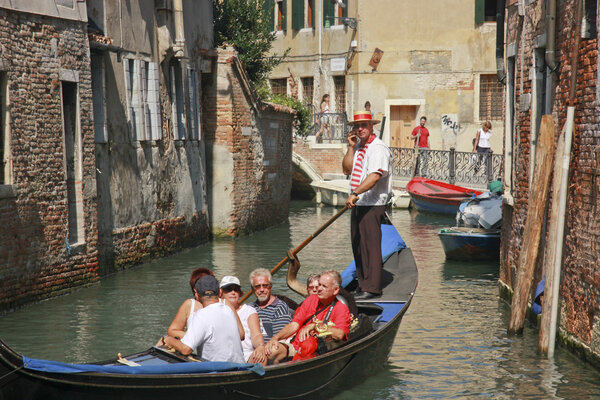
xmin=342 ymin=111 xmax=392 ymax=300
xmin=411 ymin=116 xmax=430 ymax=175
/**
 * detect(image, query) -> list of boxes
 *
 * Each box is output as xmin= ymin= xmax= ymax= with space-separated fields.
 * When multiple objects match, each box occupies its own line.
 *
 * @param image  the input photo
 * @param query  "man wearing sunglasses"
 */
xmin=249 ymin=268 xmax=292 ymax=341
xmin=342 ymin=111 xmax=392 ymax=301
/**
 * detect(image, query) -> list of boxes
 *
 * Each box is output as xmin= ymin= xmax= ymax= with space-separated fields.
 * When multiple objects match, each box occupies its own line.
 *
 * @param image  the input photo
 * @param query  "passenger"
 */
xmin=219 ymin=275 xmax=267 ymax=365
xmin=264 ymin=271 xmax=351 ymax=364
xmin=249 ymin=268 xmax=293 ymax=341
xmin=286 ymin=250 xmax=358 ymax=316
xmin=162 ymin=275 xmax=245 ymax=363
xmin=307 ymin=274 xmax=320 ymax=295
xmin=157 ymin=267 xmax=213 ymax=345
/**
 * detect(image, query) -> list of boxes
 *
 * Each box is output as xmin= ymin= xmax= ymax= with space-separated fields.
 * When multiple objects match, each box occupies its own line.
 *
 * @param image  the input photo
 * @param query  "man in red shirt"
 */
xmin=264 ymin=271 xmax=351 ymax=364
xmin=411 ymin=116 xmax=429 ymax=148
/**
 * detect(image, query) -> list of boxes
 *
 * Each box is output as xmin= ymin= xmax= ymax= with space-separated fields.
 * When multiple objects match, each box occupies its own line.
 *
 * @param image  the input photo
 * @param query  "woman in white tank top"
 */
xmin=472 ymin=121 xmax=492 ymax=173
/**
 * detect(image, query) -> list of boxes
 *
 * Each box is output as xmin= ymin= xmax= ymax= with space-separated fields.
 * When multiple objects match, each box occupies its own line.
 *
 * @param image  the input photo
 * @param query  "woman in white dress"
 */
xmin=315 ymin=94 xmax=332 ymax=143
xmin=220 ymin=276 xmax=267 ymax=365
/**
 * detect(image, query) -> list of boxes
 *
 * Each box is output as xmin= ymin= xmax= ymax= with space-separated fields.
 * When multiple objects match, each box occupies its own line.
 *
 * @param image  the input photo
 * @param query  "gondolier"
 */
xmin=342 ymin=110 xmax=392 ymax=300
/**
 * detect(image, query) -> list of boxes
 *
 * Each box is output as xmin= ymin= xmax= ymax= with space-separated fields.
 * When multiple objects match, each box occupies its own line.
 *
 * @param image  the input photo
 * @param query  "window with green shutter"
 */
xmin=277 ymin=0 xmax=287 ymax=31
xmin=292 ymin=0 xmax=304 ymax=30
xmin=263 ymin=0 xmax=275 ymax=31
xmin=323 ymin=0 xmax=335 ymax=28
xmin=475 ymin=0 xmax=485 ymax=24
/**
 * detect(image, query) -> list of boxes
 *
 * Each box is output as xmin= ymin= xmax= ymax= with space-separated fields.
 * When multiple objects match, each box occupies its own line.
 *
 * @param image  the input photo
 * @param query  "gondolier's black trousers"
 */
xmin=351 ymin=205 xmax=386 ymax=295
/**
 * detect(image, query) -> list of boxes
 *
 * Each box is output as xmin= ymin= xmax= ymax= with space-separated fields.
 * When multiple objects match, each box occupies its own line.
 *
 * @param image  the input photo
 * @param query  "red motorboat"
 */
xmin=406 ymin=177 xmax=483 ymax=215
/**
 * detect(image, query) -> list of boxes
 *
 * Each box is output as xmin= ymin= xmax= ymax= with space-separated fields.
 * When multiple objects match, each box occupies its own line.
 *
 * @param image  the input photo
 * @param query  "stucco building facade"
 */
xmin=268 ymin=0 xmax=505 ymax=154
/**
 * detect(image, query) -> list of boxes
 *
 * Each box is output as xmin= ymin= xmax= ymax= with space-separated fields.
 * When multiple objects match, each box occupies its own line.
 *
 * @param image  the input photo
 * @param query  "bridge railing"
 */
xmin=391 ymin=147 xmax=503 ymax=187
xmin=307 ymin=111 xmax=349 ymax=143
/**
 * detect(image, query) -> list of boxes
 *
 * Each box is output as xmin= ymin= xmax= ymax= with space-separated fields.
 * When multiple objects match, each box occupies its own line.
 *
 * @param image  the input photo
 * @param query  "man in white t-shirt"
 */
xmin=342 ymin=110 xmax=392 ymax=301
xmin=162 ymin=275 xmax=245 ymax=363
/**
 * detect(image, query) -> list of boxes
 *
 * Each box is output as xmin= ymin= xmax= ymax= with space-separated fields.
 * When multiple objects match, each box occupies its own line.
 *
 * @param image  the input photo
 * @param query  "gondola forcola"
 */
xmin=0 ymin=216 xmax=418 ymax=400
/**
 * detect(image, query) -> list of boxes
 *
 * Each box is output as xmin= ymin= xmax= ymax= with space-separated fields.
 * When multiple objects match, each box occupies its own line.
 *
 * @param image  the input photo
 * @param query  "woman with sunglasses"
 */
xmin=220 ymin=276 xmax=267 ymax=365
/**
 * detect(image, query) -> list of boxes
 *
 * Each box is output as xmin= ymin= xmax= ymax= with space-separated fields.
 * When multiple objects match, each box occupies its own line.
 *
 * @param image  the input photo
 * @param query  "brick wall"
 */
xmin=501 ymin=0 xmax=600 ymax=363
xmin=0 ymin=11 xmax=99 ymax=312
xmin=293 ymin=140 xmax=346 ymax=177
xmin=203 ymin=48 xmax=295 ymax=236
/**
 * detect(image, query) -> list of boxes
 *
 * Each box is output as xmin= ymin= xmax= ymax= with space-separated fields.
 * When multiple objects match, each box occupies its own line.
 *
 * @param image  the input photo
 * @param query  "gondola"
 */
xmin=0 ymin=221 xmax=417 ymax=400
xmin=406 ymin=177 xmax=483 ymax=215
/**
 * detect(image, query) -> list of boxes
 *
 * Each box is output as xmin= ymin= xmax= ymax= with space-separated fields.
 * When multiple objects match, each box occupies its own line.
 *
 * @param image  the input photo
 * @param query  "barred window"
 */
xmin=333 ymin=76 xmax=345 ymax=113
xmin=479 ymin=74 xmax=503 ymax=120
xmin=301 ymin=77 xmax=314 ymax=106
xmin=270 ymin=78 xmax=287 ymax=97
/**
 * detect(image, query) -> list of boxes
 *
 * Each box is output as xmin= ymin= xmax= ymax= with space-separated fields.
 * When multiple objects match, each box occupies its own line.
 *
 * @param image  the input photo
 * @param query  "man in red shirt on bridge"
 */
xmin=411 ymin=116 xmax=429 ymax=148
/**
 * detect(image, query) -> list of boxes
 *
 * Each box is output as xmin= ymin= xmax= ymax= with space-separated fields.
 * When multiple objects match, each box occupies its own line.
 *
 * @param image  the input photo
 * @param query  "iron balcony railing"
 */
xmin=391 ymin=147 xmax=503 ymax=188
xmin=307 ymin=111 xmax=349 ymax=143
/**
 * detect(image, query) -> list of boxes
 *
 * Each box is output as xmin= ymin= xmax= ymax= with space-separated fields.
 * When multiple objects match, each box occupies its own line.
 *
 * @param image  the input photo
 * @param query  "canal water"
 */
xmin=1 ymin=201 xmax=599 ymax=399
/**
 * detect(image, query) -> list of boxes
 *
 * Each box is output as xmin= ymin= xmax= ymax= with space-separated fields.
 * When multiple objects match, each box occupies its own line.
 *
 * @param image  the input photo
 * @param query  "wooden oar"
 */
xmin=240 ymin=205 xmax=350 ymax=303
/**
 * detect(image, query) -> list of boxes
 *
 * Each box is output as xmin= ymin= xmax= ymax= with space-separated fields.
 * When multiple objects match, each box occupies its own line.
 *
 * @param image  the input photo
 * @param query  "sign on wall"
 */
xmin=331 ymin=57 xmax=346 ymax=72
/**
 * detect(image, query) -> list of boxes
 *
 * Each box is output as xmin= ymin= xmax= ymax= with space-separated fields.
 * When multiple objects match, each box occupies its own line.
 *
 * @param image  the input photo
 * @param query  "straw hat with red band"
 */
xmin=348 ymin=110 xmax=380 ymax=125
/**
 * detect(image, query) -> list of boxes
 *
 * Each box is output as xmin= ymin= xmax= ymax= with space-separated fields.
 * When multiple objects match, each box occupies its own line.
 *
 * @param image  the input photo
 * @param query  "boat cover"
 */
xmin=340 ymin=224 xmax=406 ymax=288
xmin=22 ymin=356 xmax=265 ymax=376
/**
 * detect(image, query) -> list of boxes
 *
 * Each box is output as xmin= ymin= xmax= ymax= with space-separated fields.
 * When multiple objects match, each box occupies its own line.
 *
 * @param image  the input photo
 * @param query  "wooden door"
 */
xmin=390 ymin=105 xmax=417 ymax=148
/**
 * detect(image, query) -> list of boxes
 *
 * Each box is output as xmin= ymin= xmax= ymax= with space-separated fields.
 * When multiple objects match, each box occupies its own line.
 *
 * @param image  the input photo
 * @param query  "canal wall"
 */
xmin=500 ymin=0 xmax=600 ymax=367
xmin=202 ymin=47 xmax=295 ymax=237
xmin=0 ymin=5 xmax=100 ymax=312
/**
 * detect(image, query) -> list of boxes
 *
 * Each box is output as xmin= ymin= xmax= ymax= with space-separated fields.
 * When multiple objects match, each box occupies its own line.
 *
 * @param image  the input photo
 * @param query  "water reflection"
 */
xmin=0 ymin=202 xmax=599 ymax=399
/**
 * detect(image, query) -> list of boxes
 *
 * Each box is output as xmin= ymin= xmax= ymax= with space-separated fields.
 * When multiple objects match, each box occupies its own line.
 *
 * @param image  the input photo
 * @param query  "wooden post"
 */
xmin=508 ymin=115 xmax=556 ymax=334
xmin=538 ymin=126 xmax=565 ymax=352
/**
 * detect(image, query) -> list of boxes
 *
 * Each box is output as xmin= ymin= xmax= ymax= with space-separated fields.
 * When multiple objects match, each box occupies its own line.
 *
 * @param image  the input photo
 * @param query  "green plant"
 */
xmin=269 ymin=95 xmax=311 ymax=137
xmin=213 ymin=0 xmax=289 ymax=87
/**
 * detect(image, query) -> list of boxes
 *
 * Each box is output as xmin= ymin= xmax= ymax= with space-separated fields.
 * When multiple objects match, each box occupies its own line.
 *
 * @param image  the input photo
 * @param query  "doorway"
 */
xmin=390 ymin=105 xmax=417 ymax=148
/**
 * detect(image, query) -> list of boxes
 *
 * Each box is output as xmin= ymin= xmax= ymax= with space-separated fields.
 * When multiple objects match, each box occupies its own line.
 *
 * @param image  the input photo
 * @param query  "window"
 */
xmin=301 ymin=77 xmax=314 ymax=106
xmin=475 ymin=0 xmax=498 ymax=24
xmin=0 ymin=72 xmax=10 ymax=185
xmin=124 ymin=58 xmax=161 ymax=141
xmin=61 ymin=81 xmax=85 ymax=245
xmin=91 ymin=53 xmax=107 ymax=143
xmin=170 ymin=61 xmax=186 ymax=140
xmin=292 ymin=0 xmax=315 ymax=30
xmin=276 ymin=0 xmax=286 ymax=31
xmin=333 ymin=75 xmax=345 ymax=113
xmin=271 ymin=78 xmax=287 ymax=97
xmin=187 ymin=69 xmax=201 ymax=141
xmin=582 ymin=0 xmax=597 ymax=39
xmin=323 ymin=0 xmax=347 ymax=28
xmin=479 ymin=74 xmax=503 ymax=120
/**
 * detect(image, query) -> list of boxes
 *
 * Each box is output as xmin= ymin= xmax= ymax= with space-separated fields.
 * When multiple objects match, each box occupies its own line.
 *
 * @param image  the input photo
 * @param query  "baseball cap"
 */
xmin=220 ymin=275 xmax=241 ymax=288
xmin=195 ymin=275 xmax=219 ymax=296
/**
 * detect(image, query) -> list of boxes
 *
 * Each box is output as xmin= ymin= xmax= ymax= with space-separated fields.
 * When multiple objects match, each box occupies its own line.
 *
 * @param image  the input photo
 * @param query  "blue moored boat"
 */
xmin=438 ymin=227 xmax=500 ymax=260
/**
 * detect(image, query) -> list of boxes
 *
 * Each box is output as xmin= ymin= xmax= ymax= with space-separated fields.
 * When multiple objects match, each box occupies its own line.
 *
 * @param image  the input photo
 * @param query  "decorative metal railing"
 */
xmin=391 ymin=147 xmax=503 ymax=187
xmin=307 ymin=111 xmax=349 ymax=143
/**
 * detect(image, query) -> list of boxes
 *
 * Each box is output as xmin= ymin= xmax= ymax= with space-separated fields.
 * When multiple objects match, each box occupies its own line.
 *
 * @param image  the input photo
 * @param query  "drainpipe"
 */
xmin=173 ymin=0 xmax=185 ymax=58
xmin=496 ymin=0 xmax=506 ymax=84
xmin=547 ymin=0 xmax=581 ymax=358
xmin=318 ymin=0 xmax=323 ymax=72
xmin=545 ymin=0 xmax=557 ymax=72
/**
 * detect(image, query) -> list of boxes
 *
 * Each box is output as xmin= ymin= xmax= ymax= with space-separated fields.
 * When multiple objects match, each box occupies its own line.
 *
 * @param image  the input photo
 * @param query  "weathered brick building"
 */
xmin=203 ymin=47 xmax=295 ymax=236
xmin=0 ymin=3 xmax=99 ymax=311
xmin=0 ymin=1 xmax=296 ymax=312
xmin=501 ymin=0 xmax=600 ymax=364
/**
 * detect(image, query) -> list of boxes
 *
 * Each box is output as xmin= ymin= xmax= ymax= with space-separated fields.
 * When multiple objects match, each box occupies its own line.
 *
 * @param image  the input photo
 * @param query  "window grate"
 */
xmin=333 ymin=76 xmax=345 ymax=113
xmin=301 ymin=77 xmax=313 ymax=106
xmin=271 ymin=78 xmax=287 ymax=97
xmin=479 ymin=74 xmax=503 ymax=121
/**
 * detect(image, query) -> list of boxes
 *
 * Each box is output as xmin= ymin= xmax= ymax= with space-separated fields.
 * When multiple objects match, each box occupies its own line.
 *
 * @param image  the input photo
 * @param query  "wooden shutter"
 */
xmin=475 ymin=0 xmax=485 ymax=24
xmin=323 ymin=0 xmax=334 ymax=28
xmin=292 ymin=0 xmax=304 ymax=30
xmin=263 ymin=0 xmax=275 ymax=31
xmin=281 ymin=0 xmax=287 ymax=31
